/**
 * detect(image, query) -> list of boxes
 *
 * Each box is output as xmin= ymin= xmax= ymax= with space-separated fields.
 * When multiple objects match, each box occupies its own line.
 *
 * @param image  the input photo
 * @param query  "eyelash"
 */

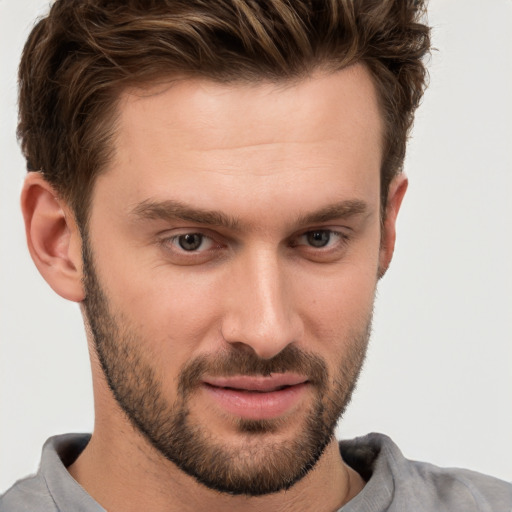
xmin=292 ymin=230 xmax=349 ymax=250
xmin=159 ymin=228 xmax=350 ymax=262
xmin=165 ymin=233 xmax=218 ymax=252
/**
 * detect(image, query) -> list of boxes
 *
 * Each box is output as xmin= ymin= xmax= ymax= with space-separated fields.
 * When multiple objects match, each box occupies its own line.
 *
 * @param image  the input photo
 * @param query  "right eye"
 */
xmin=158 ymin=230 xmax=226 ymax=266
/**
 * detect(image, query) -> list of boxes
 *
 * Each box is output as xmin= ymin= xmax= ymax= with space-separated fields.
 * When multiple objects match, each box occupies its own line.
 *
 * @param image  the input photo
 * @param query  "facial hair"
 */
xmin=81 ymin=236 xmax=371 ymax=496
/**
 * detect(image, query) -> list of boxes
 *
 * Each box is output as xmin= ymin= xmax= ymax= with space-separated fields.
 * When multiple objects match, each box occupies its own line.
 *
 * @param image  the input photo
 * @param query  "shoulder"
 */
xmin=340 ymin=433 xmax=512 ymax=511
xmin=0 ymin=473 xmax=58 ymax=512
xmin=0 ymin=433 xmax=93 ymax=512
xmin=406 ymin=458 xmax=512 ymax=511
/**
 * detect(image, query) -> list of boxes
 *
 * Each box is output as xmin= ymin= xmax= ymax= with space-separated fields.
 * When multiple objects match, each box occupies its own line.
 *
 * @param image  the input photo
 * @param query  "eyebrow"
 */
xmin=294 ymin=199 xmax=368 ymax=226
xmin=130 ymin=198 xmax=369 ymax=231
xmin=131 ymin=199 xmax=241 ymax=230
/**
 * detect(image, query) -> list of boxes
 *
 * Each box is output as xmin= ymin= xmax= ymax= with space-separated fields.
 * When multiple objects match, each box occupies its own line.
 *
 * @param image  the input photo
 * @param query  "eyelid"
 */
xmin=156 ymin=224 xmax=234 ymax=241
xmin=159 ymin=230 xmax=215 ymax=249
xmin=155 ymin=226 xmax=351 ymax=266
xmin=290 ymin=227 xmax=350 ymax=247
xmin=289 ymin=229 xmax=352 ymax=264
xmin=170 ymin=233 xmax=214 ymax=251
xmin=156 ymin=228 xmax=231 ymax=265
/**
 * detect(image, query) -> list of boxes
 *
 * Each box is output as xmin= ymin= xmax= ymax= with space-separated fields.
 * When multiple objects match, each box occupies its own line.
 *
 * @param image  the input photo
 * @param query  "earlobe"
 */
xmin=378 ymin=174 xmax=408 ymax=279
xmin=21 ymin=172 xmax=85 ymax=302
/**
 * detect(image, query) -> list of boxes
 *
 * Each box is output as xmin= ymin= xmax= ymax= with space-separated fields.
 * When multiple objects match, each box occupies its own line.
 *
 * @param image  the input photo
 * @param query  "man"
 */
xmin=1 ymin=0 xmax=511 ymax=511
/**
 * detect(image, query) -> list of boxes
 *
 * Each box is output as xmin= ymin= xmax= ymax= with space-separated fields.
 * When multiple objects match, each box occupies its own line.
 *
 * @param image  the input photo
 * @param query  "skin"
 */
xmin=21 ymin=63 xmax=407 ymax=512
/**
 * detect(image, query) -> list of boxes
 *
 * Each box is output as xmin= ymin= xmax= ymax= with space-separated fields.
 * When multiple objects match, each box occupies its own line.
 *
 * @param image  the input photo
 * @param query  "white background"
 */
xmin=1 ymin=0 xmax=511 ymax=493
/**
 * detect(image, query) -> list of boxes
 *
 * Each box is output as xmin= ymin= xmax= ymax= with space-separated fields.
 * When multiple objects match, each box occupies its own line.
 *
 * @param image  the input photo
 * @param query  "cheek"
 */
xmin=294 ymin=251 xmax=379 ymax=346
xmin=128 ymin=274 xmax=222 ymax=354
xmin=300 ymin=270 xmax=376 ymax=332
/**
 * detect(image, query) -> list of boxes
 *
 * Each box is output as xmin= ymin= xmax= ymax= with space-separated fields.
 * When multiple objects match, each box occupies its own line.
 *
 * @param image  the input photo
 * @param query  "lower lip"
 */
xmin=202 ymin=383 xmax=309 ymax=420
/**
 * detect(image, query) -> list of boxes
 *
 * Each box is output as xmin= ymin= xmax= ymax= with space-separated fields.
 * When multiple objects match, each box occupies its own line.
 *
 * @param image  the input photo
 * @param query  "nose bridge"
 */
xmin=222 ymin=246 xmax=301 ymax=359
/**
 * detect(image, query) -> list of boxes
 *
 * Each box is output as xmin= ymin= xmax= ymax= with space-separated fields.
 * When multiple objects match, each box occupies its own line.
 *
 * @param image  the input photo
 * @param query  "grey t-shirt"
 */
xmin=1 ymin=433 xmax=511 ymax=511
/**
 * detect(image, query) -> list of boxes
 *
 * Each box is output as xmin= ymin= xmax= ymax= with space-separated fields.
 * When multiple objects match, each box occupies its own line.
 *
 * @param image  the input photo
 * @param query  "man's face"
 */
xmin=83 ymin=65 xmax=386 ymax=495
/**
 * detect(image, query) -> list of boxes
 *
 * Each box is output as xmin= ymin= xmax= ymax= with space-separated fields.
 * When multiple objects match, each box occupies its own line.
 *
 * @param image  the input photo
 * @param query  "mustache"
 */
xmin=178 ymin=345 xmax=328 ymax=396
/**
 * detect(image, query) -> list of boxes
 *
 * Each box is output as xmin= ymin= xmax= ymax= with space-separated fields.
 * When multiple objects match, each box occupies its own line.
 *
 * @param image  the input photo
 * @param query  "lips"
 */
xmin=201 ymin=374 xmax=310 ymax=420
xmin=203 ymin=374 xmax=308 ymax=392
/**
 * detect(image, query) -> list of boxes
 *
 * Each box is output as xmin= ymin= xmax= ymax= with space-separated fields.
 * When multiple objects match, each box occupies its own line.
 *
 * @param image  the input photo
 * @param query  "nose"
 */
xmin=220 ymin=248 xmax=303 ymax=360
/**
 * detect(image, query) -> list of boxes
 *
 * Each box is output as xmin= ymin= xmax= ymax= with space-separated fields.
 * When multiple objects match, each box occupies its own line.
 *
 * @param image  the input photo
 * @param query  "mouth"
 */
xmin=201 ymin=374 xmax=310 ymax=420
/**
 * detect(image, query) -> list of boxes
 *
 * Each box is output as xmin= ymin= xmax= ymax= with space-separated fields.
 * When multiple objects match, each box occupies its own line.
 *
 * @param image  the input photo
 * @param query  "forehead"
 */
xmin=94 ymin=64 xmax=383 ymax=221
xmin=116 ymin=64 xmax=382 ymax=155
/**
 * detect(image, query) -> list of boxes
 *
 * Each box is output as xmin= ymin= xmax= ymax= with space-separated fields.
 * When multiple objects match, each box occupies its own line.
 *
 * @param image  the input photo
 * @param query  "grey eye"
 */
xmin=306 ymin=230 xmax=331 ymax=248
xmin=178 ymin=233 xmax=203 ymax=251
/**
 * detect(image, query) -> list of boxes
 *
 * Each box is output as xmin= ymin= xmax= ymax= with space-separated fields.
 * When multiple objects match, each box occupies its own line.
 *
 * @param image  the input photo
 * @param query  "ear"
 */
xmin=378 ymin=173 xmax=408 ymax=278
xmin=21 ymin=172 xmax=85 ymax=302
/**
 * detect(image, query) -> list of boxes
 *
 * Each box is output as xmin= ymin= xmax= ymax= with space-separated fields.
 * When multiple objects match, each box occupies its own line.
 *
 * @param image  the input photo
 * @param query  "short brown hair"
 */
xmin=18 ymin=0 xmax=430 ymax=226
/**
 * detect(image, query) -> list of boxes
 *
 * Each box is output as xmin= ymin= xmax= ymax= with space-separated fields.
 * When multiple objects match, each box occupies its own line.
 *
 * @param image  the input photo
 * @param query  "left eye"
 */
xmin=172 ymin=233 xmax=212 ymax=251
xmin=297 ymin=230 xmax=341 ymax=248
xmin=305 ymin=230 xmax=331 ymax=248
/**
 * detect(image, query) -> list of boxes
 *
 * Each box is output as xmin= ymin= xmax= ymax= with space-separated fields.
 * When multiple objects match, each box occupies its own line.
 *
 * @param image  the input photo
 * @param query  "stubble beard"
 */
xmin=81 ymin=237 xmax=371 ymax=496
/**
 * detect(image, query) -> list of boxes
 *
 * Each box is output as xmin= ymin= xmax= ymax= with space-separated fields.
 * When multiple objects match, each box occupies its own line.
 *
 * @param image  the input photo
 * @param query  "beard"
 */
xmin=81 ymin=236 xmax=371 ymax=496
